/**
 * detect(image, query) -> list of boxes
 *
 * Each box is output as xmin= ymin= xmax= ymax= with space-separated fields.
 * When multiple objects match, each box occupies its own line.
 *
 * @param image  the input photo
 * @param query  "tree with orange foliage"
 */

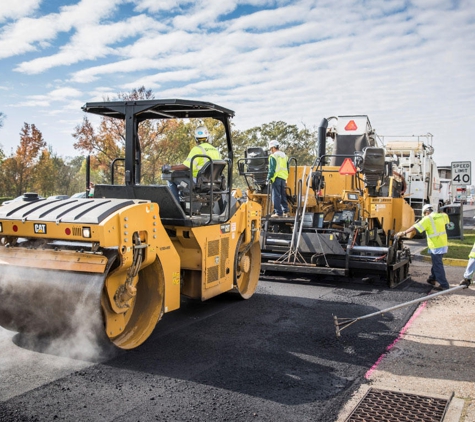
xmin=7 ymin=123 xmax=46 ymax=195
xmin=73 ymin=87 xmax=201 ymax=185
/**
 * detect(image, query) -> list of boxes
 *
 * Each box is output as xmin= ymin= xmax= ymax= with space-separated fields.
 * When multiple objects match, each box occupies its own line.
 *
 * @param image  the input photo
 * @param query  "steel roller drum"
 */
xmin=0 ymin=250 xmax=118 ymax=344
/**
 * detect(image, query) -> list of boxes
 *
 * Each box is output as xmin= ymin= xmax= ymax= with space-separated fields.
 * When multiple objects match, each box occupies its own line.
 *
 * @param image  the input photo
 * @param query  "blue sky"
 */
xmin=0 ymin=0 xmax=474 ymax=178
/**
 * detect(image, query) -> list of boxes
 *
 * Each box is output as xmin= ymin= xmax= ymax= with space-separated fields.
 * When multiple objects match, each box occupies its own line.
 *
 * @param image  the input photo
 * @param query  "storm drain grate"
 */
xmin=345 ymin=388 xmax=450 ymax=422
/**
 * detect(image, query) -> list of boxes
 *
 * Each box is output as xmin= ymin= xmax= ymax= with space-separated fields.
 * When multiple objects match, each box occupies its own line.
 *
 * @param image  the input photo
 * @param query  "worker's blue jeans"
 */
xmin=430 ymin=253 xmax=450 ymax=289
xmin=464 ymin=258 xmax=475 ymax=280
xmin=271 ymin=177 xmax=289 ymax=216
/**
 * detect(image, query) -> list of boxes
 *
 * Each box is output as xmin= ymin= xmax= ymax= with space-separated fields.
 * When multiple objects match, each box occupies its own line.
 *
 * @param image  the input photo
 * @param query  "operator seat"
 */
xmin=194 ymin=160 xmax=227 ymax=194
xmin=173 ymin=159 xmax=228 ymax=215
xmin=357 ymin=147 xmax=386 ymax=197
xmin=244 ymin=147 xmax=269 ymax=193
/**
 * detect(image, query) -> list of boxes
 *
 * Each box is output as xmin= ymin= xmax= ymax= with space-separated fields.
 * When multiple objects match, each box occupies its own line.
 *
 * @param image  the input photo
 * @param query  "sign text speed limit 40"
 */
xmin=451 ymin=161 xmax=471 ymax=185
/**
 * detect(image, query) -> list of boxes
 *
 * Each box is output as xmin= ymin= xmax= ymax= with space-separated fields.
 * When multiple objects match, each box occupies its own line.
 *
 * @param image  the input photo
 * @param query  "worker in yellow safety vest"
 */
xmin=267 ymin=140 xmax=289 ymax=218
xmin=460 ymin=242 xmax=475 ymax=287
xmin=162 ymin=126 xmax=221 ymax=201
xmin=397 ymin=204 xmax=450 ymax=291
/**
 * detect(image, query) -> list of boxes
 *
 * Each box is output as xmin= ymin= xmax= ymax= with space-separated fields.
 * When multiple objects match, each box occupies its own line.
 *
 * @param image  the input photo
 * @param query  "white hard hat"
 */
xmin=268 ymin=140 xmax=279 ymax=149
xmin=194 ymin=126 xmax=209 ymax=143
xmin=422 ymin=204 xmax=434 ymax=214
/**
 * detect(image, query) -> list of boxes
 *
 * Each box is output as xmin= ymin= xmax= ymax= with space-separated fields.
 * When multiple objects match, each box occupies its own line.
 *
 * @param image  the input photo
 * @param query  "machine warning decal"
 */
xmin=339 ymin=158 xmax=357 ymax=175
xmin=34 ymin=223 xmax=47 ymax=234
xmin=220 ymin=223 xmax=231 ymax=233
xmin=344 ymin=120 xmax=358 ymax=131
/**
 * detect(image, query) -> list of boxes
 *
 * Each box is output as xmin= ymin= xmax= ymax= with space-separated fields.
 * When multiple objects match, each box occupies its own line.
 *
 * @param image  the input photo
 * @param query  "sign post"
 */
xmin=451 ymin=161 xmax=471 ymax=185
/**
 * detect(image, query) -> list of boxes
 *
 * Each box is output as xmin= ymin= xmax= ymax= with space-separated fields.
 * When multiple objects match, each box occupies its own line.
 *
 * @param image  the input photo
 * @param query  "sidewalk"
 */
xmin=337 ymin=215 xmax=475 ymax=422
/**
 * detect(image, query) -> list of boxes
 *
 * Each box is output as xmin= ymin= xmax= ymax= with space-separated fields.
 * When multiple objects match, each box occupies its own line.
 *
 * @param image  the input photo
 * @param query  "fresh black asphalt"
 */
xmin=0 ymin=267 xmax=437 ymax=422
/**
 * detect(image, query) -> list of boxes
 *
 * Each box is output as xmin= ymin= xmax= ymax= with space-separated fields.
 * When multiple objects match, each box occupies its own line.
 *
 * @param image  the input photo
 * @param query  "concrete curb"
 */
xmin=418 ymin=255 xmax=469 ymax=267
xmin=444 ymin=397 xmax=465 ymax=422
xmin=410 ymin=243 xmax=469 ymax=268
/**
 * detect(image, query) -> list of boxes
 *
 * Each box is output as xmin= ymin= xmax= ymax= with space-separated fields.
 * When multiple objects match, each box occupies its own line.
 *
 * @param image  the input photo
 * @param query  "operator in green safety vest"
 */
xmin=162 ymin=126 xmax=221 ymax=202
xmin=397 ymin=204 xmax=450 ymax=291
xmin=460 ymin=242 xmax=475 ymax=287
xmin=267 ymin=140 xmax=289 ymax=218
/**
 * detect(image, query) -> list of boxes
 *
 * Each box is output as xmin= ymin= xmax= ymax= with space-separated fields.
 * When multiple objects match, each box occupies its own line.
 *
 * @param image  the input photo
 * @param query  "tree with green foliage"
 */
xmin=0 ymin=144 xmax=6 ymax=197
xmin=234 ymin=121 xmax=318 ymax=167
xmin=0 ymin=113 xmax=6 ymax=195
xmin=231 ymin=121 xmax=320 ymax=190
xmin=33 ymin=147 xmax=57 ymax=196
xmin=60 ymin=156 xmax=90 ymax=195
xmin=0 ymin=124 xmax=86 ymax=198
xmin=32 ymin=147 xmax=82 ymax=197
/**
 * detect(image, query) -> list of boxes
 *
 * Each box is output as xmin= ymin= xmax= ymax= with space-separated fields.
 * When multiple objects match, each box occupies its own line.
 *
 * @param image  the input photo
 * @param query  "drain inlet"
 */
xmin=345 ymin=388 xmax=450 ymax=422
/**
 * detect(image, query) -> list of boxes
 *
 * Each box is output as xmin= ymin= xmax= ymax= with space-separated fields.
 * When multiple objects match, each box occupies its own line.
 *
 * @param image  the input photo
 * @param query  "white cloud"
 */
xmin=70 ymin=58 xmax=159 ymax=83
xmin=226 ymin=3 xmax=307 ymax=32
xmin=0 ymin=15 xmax=65 ymax=59
xmin=172 ymin=0 xmax=239 ymax=30
xmin=0 ymin=0 xmax=123 ymax=60
xmin=132 ymin=0 xmax=194 ymax=14
xmin=47 ymin=87 xmax=83 ymax=100
xmin=11 ymin=99 xmax=51 ymax=108
xmin=0 ymin=0 xmax=41 ymax=23
xmin=15 ymin=14 xmax=160 ymax=74
xmin=0 ymin=0 xmax=474 ymax=169
xmin=121 ymin=68 xmax=201 ymax=89
xmin=13 ymin=87 xmax=83 ymax=108
xmin=119 ymin=30 xmax=196 ymax=59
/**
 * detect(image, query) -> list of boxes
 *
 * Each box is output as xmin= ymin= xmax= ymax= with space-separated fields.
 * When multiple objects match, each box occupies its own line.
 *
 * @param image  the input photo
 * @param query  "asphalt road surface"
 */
xmin=0 ymin=266 xmax=438 ymax=422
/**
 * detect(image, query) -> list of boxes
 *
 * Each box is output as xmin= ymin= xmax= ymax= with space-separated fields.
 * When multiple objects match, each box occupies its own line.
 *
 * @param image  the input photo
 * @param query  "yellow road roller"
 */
xmin=0 ymin=99 xmax=262 ymax=350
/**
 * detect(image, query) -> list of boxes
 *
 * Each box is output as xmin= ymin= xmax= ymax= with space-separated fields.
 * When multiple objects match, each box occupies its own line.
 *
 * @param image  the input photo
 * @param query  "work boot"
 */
xmin=460 ymin=278 xmax=472 ymax=287
xmin=426 ymin=279 xmax=436 ymax=286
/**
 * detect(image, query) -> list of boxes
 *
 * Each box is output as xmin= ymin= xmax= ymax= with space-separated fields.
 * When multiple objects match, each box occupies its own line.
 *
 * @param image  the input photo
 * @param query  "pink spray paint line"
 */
xmin=365 ymin=301 xmax=428 ymax=379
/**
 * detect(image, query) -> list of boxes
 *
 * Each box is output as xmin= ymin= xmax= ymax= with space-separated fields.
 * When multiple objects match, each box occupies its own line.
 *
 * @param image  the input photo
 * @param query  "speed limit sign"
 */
xmin=451 ymin=161 xmax=471 ymax=185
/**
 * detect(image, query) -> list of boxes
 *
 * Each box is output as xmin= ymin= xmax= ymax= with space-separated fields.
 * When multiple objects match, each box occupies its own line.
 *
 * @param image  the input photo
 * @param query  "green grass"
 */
xmin=421 ymin=229 xmax=475 ymax=260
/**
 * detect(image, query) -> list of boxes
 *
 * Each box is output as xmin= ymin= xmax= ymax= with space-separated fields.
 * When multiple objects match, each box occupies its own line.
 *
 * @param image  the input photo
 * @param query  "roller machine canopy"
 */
xmin=81 ymin=99 xmax=235 ymax=186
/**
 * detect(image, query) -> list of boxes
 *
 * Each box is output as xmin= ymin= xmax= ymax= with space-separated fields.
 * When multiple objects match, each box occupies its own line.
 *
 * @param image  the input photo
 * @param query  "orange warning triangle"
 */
xmin=339 ymin=158 xmax=357 ymax=175
xmin=344 ymin=120 xmax=358 ymax=131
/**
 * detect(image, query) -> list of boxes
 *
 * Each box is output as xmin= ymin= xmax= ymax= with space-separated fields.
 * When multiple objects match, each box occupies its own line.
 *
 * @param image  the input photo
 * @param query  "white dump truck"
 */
xmin=382 ymin=133 xmax=440 ymax=217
